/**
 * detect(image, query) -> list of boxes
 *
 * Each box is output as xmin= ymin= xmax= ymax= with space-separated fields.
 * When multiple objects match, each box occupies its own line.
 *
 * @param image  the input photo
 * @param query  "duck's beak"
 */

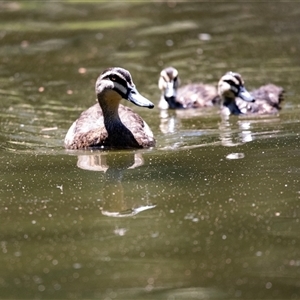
xmin=127 ymin=85 xmax=154 ymax=109
xmin=238 ymin=86 xmax=255 ymax=102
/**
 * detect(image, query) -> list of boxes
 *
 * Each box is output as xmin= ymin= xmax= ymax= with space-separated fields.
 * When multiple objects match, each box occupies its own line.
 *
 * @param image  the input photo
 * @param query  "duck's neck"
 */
xmin=98 ymin=90 xmax=122 ymax=130
xmin=97 ymin=91 xmax=140 ymax=148
xmin=222 ymin=97 xmax=242 ymax=115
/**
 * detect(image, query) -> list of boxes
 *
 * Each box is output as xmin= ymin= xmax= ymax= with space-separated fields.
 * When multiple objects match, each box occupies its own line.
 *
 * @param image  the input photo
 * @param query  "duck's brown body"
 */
xmin=65 ymin=103 xmax=155 ymax=149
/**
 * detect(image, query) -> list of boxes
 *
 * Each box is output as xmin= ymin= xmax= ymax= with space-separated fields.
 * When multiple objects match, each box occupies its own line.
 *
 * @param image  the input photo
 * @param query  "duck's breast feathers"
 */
xmin=64 ymin=103 xmax=106 ymax=149
xmin=64 ymin=104 xmax=155 ymax=149
xmin=65 ymin=104 xmax=104 ymax=137
xmin=177 ymin=83 xmax=218 ymax=108
xmin=118 ymin=105 xmax=155 ymax=147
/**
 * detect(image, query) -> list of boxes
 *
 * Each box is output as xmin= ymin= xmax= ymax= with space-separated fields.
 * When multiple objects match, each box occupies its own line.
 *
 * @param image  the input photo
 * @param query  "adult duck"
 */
xmin=64 ymin=67 xmax=155 ymax=149
xmin=218 ymin=71 xmax=284 ymax=116
xmin=158 ymin=66 xmax=220 ymax=109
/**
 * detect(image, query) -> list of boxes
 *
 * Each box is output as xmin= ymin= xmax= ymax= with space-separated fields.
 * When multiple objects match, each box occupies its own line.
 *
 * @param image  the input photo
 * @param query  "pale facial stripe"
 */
xmin=112 ymin=81 xmax=127 ymax=95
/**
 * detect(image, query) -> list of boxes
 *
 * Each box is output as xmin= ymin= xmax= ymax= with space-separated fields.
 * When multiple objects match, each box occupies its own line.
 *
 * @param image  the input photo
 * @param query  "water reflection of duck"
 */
xmin=219 ymin=118 xmax=253 ymax=147
xmin=218 ymin=72 xmax=284 ymax=116
xmin=64 ymin=67 xmax=155 ymax=150
xmin=158 ymin=66 xmax=220 ymax=110
xmin=77 ymin=151 xmax=144 ymax=172
xmin=76 ymin=152 xmax=156 ymax=217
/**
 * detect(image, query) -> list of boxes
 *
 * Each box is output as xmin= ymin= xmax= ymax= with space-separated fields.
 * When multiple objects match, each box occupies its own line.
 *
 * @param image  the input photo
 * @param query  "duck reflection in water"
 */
xmin=219 ymin=118 xmax=253 ymax=147
xmin=219 ymin=115 xmax=282 ymax=147
xmin=77 ymin=151 xmax=156 ymax=217
xmin=159 ymin=109 xmax=181 ymax=134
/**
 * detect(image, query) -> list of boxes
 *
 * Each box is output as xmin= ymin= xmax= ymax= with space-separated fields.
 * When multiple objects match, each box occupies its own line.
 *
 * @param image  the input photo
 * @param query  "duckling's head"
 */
xmin=158 ymin=67 xmax=181 ymax=109
xmin=96 ymin=67 xmax=154 ymax=109
xmin=218 ymin=72 xmax=255 ymax=103
xmin=218 ymin=72 xmax=255 ymax=115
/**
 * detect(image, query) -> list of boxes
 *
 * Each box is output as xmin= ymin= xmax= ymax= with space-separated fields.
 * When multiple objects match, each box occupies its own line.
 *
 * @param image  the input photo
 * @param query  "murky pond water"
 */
xmin=0 ymin=2 xmax=300 ymax=299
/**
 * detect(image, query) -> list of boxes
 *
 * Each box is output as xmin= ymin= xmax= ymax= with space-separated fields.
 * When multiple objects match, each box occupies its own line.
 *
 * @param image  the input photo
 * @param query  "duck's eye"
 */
xmin=110 ymin=75 xmax=117 ymax=81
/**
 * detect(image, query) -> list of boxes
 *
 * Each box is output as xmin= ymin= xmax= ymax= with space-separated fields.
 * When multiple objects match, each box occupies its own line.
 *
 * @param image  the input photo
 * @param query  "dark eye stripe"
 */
xmin=101 ymin=72 xmax=128 ymax=89
xmin=109 ymin=74 xmax=127 ymax=88
xmin=223 ymin=79 xmax=241 ymax=95
xmin=224 ymin=79 xmax=239 ymax=88
xmin=101 ymin=67 xmax=132 ymax=87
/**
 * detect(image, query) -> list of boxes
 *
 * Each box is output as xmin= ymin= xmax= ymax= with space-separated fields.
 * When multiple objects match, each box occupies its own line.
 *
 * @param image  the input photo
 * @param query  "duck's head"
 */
xmin=218 ymin=72 xmax=255 ymax=103
xmin=158 ymin=67 xmax=181 ymax=109
xmin=218 ymin=72 xmax=255 ymax=115
xmin=96 ymin=67 xmax=154 ymax=109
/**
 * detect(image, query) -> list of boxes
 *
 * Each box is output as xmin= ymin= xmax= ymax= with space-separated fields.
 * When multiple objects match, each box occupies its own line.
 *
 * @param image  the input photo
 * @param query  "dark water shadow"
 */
xmin=75 ymin=151 xmax=156 ymax=217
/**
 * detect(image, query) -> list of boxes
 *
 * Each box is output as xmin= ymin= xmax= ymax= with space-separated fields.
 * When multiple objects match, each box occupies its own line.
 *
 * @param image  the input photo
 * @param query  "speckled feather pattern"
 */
xmin=64 ymin=103 xmax=155 ymax=150
xmin=176 ymin=83 xmax=221 ymax=108
xmin=236 ymin=84 xmax=284 ymax=114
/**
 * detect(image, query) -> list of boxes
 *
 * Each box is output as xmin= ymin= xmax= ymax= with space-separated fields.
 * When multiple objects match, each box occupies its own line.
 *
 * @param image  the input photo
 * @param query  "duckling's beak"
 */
xmin=238 ymin=86 xmax=255 ymax=102
xmin=127 ymin=86 xmax=154 ymax=109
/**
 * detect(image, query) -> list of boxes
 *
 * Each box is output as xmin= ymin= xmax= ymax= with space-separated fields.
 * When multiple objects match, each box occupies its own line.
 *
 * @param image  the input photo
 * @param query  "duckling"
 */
xmin=64 ymin=67 xmax=155 ymax=150
xmin=158 ymin=66 xmax=220 ymax=109
xmin=218 ymin=72 xmax=284 ymax=116
xmin=218 ymin=72 xmax=255 ymax=116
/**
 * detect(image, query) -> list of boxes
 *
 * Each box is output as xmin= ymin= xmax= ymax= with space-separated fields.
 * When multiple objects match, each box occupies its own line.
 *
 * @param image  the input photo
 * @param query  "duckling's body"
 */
xmin=158 ymin=67 xmax=220 ymax=109
xmin=218 ymin=72 xmax=284 ymax=116
xmin=236 ymin=84 xmax=284 ymax=115
xmin=64 ymin=67 xmax=155 ymax=150
xmin=176 ymin=83 xmax=220 ymax=108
